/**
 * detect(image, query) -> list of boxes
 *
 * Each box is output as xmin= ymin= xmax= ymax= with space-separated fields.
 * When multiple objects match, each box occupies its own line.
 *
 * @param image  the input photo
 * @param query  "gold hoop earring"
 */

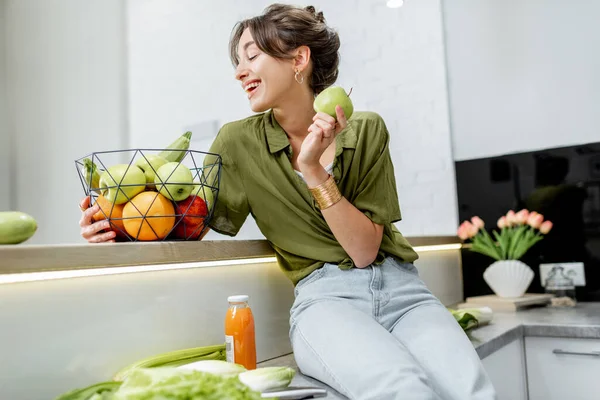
xmin=294 ymin=70 xmax=304 ymax=84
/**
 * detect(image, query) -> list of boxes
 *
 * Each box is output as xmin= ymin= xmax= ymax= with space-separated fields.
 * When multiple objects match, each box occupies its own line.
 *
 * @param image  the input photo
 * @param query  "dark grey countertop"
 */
xmin=258 ymin=303 xmax=600 ymax=399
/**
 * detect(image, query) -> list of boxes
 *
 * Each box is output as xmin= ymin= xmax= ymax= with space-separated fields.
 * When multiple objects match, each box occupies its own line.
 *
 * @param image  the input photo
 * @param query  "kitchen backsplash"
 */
xmin=456 ymin=141 xmax=600 ymax=301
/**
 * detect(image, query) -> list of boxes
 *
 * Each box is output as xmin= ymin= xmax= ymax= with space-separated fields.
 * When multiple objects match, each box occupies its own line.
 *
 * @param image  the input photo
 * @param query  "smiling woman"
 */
xmin=76 ymin=3 xmax=496 ymax=399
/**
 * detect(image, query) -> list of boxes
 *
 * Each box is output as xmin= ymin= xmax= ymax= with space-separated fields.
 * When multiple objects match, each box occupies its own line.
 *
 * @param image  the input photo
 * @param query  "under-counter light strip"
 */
xmin=0 ymin=257 xmax=278 ymax=285
xmin=413 ymin=243 xmax=462 ymax=252
xmin=0 ymin=244 xmax=462 ymax=284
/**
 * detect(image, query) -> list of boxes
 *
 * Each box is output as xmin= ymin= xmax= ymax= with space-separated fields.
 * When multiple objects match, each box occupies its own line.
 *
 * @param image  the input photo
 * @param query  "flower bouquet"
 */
xmin=457 ymin=209 xmax=553 ymax=298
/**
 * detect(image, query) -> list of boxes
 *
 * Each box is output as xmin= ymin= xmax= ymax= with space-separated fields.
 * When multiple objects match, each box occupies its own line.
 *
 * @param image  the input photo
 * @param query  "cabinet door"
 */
xmin=482 ymin=338 xmax=528 ymax=400
xmin=526 ymin=337 xmax=600 ymax=400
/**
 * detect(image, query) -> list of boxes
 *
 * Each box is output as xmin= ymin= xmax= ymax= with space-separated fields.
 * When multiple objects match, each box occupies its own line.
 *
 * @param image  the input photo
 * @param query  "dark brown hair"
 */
xmin=229 ymin=4 xmax=340 ymax=94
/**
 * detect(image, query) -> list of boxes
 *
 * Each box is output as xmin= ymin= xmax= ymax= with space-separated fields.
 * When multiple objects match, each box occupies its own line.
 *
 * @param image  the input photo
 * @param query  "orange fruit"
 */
xmin=92 ymin=195 xmax=126 ymax=235
xmin=122 ymin=191 xmax=175 ymax=241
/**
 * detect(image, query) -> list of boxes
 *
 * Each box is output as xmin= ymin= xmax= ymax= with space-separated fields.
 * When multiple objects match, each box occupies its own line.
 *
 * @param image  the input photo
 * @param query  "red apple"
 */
xmin=174 ymin=195 xmax=208 ymax=239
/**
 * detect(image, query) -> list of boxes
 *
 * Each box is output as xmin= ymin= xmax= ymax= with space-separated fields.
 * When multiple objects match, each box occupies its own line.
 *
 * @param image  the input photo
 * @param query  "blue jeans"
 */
xmin=289 ymin=257 xmax=497 ymax=400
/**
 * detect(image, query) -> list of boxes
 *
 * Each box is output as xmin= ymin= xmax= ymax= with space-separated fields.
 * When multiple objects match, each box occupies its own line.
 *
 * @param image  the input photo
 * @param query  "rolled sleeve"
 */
xmin=204 ymin=127 xmax=250 ymax=236
xmin=350 ymin=120 xmax=402 ymax=226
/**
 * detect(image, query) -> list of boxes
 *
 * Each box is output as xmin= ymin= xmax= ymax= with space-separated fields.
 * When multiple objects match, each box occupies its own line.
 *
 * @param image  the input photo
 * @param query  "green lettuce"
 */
xmin=113 ymin=368 xmax=261 ymax=400
xmin=54 ymin=368 xmax=262 ymax=400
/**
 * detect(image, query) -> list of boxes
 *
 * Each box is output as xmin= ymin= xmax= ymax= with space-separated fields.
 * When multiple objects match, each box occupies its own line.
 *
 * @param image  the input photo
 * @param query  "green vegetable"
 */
xmin=0 ymin=211 xmax=38 ymax=245
xmin=54 ymin=381 xmax=121 ymax=400
xmin=113 ymin=368 xmax=262 ymax=400
xmin=177 ymin=360 xmax=247 ymax=377
xmin=238 ymin=367 xmax=295 ymax=393
xmin=82 ymin=158 xmax=101 ymax=194
xmin=158 ymin=131 xmax=192 ymax=163
xmin=449 ymin=307 xmax=493 ymax=331
xmin=113 ymin=344 xmax=226 ymax=381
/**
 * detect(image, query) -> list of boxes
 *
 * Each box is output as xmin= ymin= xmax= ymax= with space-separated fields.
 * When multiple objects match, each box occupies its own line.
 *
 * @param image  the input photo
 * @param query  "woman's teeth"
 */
xmin=245 ymin=82 xmax=260 ymax=92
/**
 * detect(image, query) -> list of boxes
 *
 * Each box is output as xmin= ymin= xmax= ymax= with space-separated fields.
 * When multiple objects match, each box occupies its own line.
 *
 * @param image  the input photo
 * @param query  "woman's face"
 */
xmin=235 ymin=28 xmax=298 ymax=113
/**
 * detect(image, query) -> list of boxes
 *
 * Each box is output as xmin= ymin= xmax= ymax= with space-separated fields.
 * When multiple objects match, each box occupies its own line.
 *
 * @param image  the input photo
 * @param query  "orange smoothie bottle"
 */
xmin=225 ymin=295 xmax=256 ymax=370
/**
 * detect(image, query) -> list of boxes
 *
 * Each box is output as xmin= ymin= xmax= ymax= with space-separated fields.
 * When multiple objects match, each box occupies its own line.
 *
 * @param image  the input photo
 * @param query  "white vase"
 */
xmin=483 ymin=260 xmax=534 ymax=298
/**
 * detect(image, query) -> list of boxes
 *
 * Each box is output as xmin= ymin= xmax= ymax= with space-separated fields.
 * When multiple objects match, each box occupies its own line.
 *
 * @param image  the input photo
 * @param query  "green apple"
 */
xmin=192 ymin=182 xmax=214 ymax=208
xmin=134 ymin=154 xmax=168 ymax=189
xmin=155 ymin=162 xmax=194 ymax=201
xmin=99 ymin=164 xmax=146 ymax=204
xmin=313 ymin=86 xmax=354 ymax=120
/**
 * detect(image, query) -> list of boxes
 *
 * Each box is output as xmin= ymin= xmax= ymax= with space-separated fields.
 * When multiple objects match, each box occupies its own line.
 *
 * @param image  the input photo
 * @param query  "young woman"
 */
xmin=79 ymin=4 xmax=496 ymax=399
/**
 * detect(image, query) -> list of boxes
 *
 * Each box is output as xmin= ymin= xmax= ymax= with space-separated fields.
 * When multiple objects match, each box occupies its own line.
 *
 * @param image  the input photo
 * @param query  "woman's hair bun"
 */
xmin=304 ymin=5 xmax=325 ymax=23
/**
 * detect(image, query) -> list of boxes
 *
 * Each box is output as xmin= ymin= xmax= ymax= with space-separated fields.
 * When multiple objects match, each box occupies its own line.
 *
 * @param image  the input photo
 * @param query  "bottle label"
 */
xmin=225 ymin=335 xmax=234 ymax=363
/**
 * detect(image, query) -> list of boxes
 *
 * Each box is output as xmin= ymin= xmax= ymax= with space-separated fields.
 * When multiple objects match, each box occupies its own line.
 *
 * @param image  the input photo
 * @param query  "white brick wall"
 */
xmin=443 ymin=0 xmax=600 ymax=161
xmin=3 ymin=0 xmax=127 ymax=244
xmin=128 ymin=0 xmax=458 ymax=239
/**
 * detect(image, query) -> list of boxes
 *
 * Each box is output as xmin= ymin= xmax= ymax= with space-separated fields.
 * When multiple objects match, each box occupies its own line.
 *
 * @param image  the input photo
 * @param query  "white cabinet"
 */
xmin=526 ymin=337 xmax=600 ymax=400
xmin=482 ymin=338 xmax=528 ymax=400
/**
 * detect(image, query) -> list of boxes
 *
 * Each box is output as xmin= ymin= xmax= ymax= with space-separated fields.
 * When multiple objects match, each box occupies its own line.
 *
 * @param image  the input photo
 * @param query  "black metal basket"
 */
xmin=75 ymin=149 xmax=222 ymax=242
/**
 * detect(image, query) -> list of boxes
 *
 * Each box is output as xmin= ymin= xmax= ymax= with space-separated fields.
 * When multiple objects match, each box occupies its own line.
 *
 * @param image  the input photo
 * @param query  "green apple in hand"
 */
xmin=313 ymin=86 xmax=354 ymax=120
xmin=135 ymin=154 xmax=168 ymax=189
xmin=155 ymin=162 xmax=194 ymax=201
xmin=99 ymin=164 xmax=146 ymax=204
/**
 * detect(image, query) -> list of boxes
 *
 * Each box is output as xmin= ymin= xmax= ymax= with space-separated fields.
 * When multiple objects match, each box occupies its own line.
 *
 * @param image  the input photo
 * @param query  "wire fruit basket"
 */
xmin=75 ymin=148 xmax=222 ymax=242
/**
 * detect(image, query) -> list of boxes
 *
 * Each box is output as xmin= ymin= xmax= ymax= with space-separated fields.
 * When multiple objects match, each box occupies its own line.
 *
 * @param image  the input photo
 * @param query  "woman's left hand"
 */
xmin=298 ymin=105 xmax=348 ymax=169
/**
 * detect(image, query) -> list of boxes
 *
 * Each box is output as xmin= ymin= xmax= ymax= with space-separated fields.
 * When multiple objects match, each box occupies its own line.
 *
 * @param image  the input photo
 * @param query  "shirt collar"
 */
xmin=264 ymin=109 xmax=358 ymax=155
xmin=264 ymin=110 xmax=290 ymax=154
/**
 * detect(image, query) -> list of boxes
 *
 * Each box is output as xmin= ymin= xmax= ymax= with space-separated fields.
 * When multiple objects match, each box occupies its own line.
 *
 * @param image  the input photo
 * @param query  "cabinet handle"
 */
xmin=553 ymin=349 xmax=600 ymax=357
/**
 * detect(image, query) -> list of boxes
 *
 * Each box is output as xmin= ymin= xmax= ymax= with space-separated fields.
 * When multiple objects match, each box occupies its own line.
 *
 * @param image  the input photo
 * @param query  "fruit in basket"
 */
xmin=174 ymin=195 xmax=208 ymax=239
xmin=158 ymin=131 xmax=193 ymax=163
xmin=0 ymin=211 xmax=37 ymax=244
xmin=313 ymin=86 xmax=354 ymax=120
xmin=134 ymin=154 xmax=168 ymax=189
xmin=92 ymin=195 xmax=126 ymax=236
xmin=155 ymin=162 xmax=194 ymax=202
xmin=80 ymin=158 xmax=101 ymax=194
xmin=99 ymin=164 xmax=146 ymax=204
xmin=122 ymin=192 xmax=175 ymax=241
xmin=192 ymin=183 xmax=215 ymax=208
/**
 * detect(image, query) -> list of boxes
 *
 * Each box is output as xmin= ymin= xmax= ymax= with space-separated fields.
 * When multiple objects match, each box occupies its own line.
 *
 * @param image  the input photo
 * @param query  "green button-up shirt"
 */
xmin=204 ymin=110 xmax=418 ymax=285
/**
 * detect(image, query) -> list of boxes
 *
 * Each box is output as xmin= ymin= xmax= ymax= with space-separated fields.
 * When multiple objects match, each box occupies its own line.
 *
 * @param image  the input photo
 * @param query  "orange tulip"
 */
xmin=457 ymin=222 xmax=469 ymax=240
xmin=471 ymin=216 xmax=485 ymax=229
xmin=540 ymin=220 xmax=553 ymax=234
xmin=527 ymin=212 xmax=544 ymax=229
xmin=497 ymin=216 xmax=507 ymax=229
xmin=515 ymin=209 xmax=529 ymax=225
xmin=506 ymin=210 xmax=517 ymax=227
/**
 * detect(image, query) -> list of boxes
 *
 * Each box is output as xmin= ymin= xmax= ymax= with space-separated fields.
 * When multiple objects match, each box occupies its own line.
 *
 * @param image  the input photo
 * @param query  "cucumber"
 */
xmin=0 ymin=211 xmax=38 ymax=244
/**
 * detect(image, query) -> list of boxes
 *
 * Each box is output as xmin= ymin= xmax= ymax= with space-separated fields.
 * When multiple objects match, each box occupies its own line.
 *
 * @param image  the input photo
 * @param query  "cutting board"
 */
xmin=458 ymin=293 xmax=554 ymax=312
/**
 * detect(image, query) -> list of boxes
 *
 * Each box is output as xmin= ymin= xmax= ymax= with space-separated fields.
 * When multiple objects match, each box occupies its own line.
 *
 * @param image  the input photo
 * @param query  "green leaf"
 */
xmin=471 ymin=242 xmax=501 ymax=261
xmin=507 ymin=226 xmax=527 ymax=259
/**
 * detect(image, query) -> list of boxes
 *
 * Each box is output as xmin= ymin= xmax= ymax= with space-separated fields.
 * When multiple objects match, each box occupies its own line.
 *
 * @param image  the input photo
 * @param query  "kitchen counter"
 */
xmin=0 ymin=237 xmax=458 ymax=275
xmin=259 ymin=303 xmax=600 ymax=399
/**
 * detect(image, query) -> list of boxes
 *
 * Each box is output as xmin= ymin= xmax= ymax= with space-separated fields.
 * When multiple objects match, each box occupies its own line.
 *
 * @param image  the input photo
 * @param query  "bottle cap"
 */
xmin=227 ymin=295 xmax=249 ymax=303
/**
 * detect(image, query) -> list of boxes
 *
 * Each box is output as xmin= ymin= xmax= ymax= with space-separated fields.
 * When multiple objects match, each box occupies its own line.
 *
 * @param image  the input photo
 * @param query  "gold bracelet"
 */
xmin=309 ymin=175 xmax=342 ymax=210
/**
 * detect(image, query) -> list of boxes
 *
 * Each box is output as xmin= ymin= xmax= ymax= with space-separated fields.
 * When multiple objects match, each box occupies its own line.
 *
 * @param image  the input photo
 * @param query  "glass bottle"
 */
xmin=224 ymin=295 xmax=257 ymax=369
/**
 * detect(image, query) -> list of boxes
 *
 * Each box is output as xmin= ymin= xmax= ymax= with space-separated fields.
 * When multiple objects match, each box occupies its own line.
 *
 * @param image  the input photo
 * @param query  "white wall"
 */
xmin=127 ymin=0 xmax=458 ymax=239
xmin=0 ymin=0 xmax=10 ymax=211
xmin=4 ymin=0 xmax=127 ymax=243
xmin=443 ymin=0 xmax=600 ymax=161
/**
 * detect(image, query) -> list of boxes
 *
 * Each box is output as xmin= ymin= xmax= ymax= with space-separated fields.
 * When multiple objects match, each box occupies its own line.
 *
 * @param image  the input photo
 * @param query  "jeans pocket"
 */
xmin=294 ymin=266 xmax=326 ymax=296
xmin=388 ymin=258 xmax=420 ymax=277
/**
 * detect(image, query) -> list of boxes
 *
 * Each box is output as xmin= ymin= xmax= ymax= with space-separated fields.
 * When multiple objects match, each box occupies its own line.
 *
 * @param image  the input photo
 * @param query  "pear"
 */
xmin=313 ymin=86 xmax=354 ymax=120
xmin=99 ymin=164 xmax=146 ymax=204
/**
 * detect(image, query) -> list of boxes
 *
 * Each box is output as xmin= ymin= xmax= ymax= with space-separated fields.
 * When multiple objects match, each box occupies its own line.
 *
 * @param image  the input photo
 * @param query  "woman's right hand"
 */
xmin=79 ymin=196 xmax=116 ymax=243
